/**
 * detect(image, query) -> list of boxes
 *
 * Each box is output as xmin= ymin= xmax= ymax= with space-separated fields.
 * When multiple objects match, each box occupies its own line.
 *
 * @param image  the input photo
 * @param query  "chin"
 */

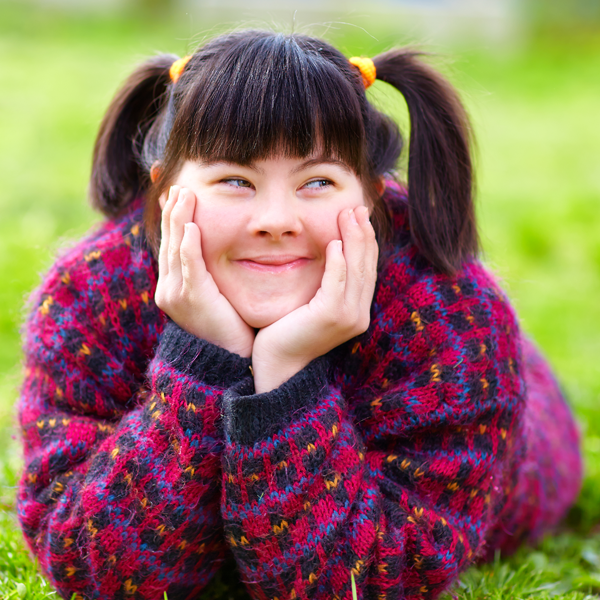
xmin=240 ymin=309 xmax=286 ymax=329
xmin=237 ymin=299 xmax=302 ymax=329
xmin=228 ymin=284 xmax=320 ymax=329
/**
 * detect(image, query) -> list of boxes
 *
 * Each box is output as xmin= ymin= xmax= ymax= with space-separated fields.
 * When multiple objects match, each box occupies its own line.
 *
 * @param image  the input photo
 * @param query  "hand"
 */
xmin=252 ymin=205 xmax=378 ymax=393
xmin=154 ymin=186 xmax=255 ymax=358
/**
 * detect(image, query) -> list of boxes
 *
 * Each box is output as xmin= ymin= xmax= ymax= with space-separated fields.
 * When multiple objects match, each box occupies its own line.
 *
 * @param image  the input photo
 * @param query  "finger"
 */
xmin=356 ymin=205 xmax=379 ymax=314
xmin=168 ymin=187 xmax=196 ymax=278
xmin=159 ymin=185 xmax=180 ymax=277
xmin=319 ymin=239 xmax=346 ymax=310
xmin=180 ymin=222 xmax=208 ymax=294
xmin=356 ymin=205 xmax=378 ymax=279
xmin=339 ymin=208 xmax=367 ymax=307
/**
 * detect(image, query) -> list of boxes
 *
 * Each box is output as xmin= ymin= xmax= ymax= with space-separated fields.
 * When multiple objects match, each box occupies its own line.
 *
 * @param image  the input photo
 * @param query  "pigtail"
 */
xmin=90 ymin=54 xmax=177 ymax=217
xmin=373 ymin=50 xmax=478 ymax=275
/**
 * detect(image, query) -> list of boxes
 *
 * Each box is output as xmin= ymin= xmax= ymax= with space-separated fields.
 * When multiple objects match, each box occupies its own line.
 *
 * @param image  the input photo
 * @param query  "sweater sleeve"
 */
xmin=17 ymin=228 xmax=252 ymax=600
xmin=219 ymin=260 xmax=527 ymax=600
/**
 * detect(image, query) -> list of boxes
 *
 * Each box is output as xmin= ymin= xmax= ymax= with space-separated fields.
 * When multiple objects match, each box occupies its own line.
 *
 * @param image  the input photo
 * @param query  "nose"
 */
xmin=248 ymin=188 xmax=302 ymax=241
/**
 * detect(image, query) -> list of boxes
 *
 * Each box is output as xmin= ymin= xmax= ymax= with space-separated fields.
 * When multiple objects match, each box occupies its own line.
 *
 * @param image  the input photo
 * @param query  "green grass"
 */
xmin=0 ymin=2 xmax=599 ymax=598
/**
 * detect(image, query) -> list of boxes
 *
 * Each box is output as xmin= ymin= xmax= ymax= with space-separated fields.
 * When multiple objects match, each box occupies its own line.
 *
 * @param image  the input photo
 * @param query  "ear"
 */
xmin=365 ymin=177 xmax=385 ymax=217
xmin=150 ymin=161 xmax=161 ymax=184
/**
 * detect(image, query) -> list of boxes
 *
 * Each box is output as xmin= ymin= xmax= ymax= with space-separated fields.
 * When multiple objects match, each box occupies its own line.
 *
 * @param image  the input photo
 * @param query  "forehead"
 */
xmin=174 ymin=38 xmax=366 ymax=175
xmin=197 ymin=154 xmax=354 ymax=175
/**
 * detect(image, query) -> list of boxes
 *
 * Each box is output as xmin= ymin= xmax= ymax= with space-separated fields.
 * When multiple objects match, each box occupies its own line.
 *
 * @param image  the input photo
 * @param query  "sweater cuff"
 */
xmin=221 ymin=355 xmax=332 ymax=446
xmin=156 ymin=320 xmax=252 ymax=388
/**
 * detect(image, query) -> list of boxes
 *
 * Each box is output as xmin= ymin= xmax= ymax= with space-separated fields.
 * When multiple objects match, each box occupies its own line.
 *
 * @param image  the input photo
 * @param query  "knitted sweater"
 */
xmin=17 ymin=182 xmax=582 ymax=600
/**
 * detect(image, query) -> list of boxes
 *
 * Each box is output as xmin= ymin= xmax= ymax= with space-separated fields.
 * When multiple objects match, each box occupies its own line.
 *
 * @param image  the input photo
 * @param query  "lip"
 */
xmin=234 ymin=255 xmax=312 ymax=273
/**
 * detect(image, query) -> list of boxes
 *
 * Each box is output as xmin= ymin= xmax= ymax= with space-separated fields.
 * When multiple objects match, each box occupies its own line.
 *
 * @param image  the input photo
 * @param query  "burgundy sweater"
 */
xmin=17 ymin=182 xmax=582 ymax=600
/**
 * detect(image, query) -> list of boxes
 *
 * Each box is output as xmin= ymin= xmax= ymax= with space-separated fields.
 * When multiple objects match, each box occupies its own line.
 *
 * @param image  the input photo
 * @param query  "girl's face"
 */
xmin=165 ymin=155 xmax=368 ymax=328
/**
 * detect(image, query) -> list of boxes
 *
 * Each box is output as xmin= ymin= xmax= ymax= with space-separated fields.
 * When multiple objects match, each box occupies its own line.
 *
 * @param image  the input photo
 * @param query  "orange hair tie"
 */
xmin=169 ymin=55 xmax=192 ymax=84
xmin=349 ymin=56 xmax=376 ymax=89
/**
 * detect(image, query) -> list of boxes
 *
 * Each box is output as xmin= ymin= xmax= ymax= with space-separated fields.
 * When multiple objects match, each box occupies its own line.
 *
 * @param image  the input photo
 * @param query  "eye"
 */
xmin=222 ymin=178 xmax=253 ymax=188
xmin=304 ymin=179 xmax=333 ymax=189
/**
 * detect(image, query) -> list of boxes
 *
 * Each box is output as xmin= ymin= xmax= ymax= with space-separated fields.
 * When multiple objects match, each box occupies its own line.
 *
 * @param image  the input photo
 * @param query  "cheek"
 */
xmin=305 ymin=193 xmax=365 ymax=251
xmin=193 ymin=206 xmax=242 ymax=266
xmin=305 ymin=210 xmax=342 ymax=253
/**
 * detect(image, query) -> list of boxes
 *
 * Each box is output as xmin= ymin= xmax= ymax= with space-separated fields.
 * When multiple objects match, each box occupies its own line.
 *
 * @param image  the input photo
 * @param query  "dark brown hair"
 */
xmin=90 ymin=30 xmax=478 ymax=275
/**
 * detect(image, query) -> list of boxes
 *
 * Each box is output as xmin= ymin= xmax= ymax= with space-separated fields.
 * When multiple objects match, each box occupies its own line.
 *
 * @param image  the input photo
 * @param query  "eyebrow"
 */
xmin=291 ymin=157 xmax=352 ymax=175
xmin=199 ymin=157 xmax=352 ymax=175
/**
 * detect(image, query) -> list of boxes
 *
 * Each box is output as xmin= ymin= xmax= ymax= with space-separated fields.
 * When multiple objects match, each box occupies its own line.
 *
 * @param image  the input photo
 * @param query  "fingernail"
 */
xmin=349 ymin=208 xmax=358 ymax=225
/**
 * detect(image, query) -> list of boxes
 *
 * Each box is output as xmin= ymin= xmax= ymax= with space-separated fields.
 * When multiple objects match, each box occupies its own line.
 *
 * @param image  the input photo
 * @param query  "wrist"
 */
xmin=252 ymin=355 xmax=311 ymax=394
xmin=219 ymin=337 xmax=253 ymax=359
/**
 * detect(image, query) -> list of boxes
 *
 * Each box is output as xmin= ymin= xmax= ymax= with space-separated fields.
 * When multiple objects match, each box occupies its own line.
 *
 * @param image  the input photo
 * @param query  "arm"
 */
xmin=17 ymin=233 xmax=252 ymax=600
xmin=219 ymin=261 xmax=525 ymax=600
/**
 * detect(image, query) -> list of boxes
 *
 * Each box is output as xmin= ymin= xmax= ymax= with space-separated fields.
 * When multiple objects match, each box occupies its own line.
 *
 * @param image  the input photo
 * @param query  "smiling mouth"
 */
xmin=235 ymin=257 xmax=311 ymax=273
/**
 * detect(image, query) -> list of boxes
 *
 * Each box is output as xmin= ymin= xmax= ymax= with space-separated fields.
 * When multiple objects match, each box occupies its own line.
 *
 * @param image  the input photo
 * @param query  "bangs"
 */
xmin=169 ymin=32 xmax=366 ymax=174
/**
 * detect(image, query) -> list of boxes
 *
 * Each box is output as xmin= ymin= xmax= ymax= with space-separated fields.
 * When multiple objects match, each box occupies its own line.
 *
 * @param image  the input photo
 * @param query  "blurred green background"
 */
xmin=0 ymin=0 xmax=599 ymax=597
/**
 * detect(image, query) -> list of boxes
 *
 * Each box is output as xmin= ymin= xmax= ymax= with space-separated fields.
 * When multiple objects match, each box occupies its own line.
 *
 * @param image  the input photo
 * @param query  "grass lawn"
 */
xmin=0 ymin=2 xmax=599 ymax=598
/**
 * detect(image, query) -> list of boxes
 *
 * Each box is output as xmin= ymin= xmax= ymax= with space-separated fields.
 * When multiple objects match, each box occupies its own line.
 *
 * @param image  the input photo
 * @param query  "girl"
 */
xmin=17 ymin=29 xmax=582 ymax=600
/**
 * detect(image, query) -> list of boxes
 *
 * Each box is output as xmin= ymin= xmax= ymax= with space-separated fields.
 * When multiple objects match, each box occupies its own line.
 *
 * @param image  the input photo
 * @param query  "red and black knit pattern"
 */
xmin=17 ymin=187 xmax=582 ymax=600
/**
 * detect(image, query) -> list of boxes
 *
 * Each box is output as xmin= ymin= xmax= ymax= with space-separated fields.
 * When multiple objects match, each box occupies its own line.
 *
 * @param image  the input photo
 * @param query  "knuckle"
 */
xmin=180 ymin=249 xmax=195 ymax=273
xmin=365 ymin=224 xmax=376 ymax=240
xmin=179 ymin=242 xmax=189 ymax=260
xmin=358 ymin=314 xmax=370 ymax=333
xmin=155 ymin=277 xmax=183 ymax=310
xmin=154 ymin=288 xmax=168 ymax=310
xmin=337 ymin=307 xmax=352 ymax=326
xmin=349 ymin=313 xmax=361 ymax=330
xmin=323 ymin=308 xmax=341 ymax=327
xmin=346 ymin=309 xmax=369 ymax=333
xmin=170 ymin=202 xmax=182 ymax=221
